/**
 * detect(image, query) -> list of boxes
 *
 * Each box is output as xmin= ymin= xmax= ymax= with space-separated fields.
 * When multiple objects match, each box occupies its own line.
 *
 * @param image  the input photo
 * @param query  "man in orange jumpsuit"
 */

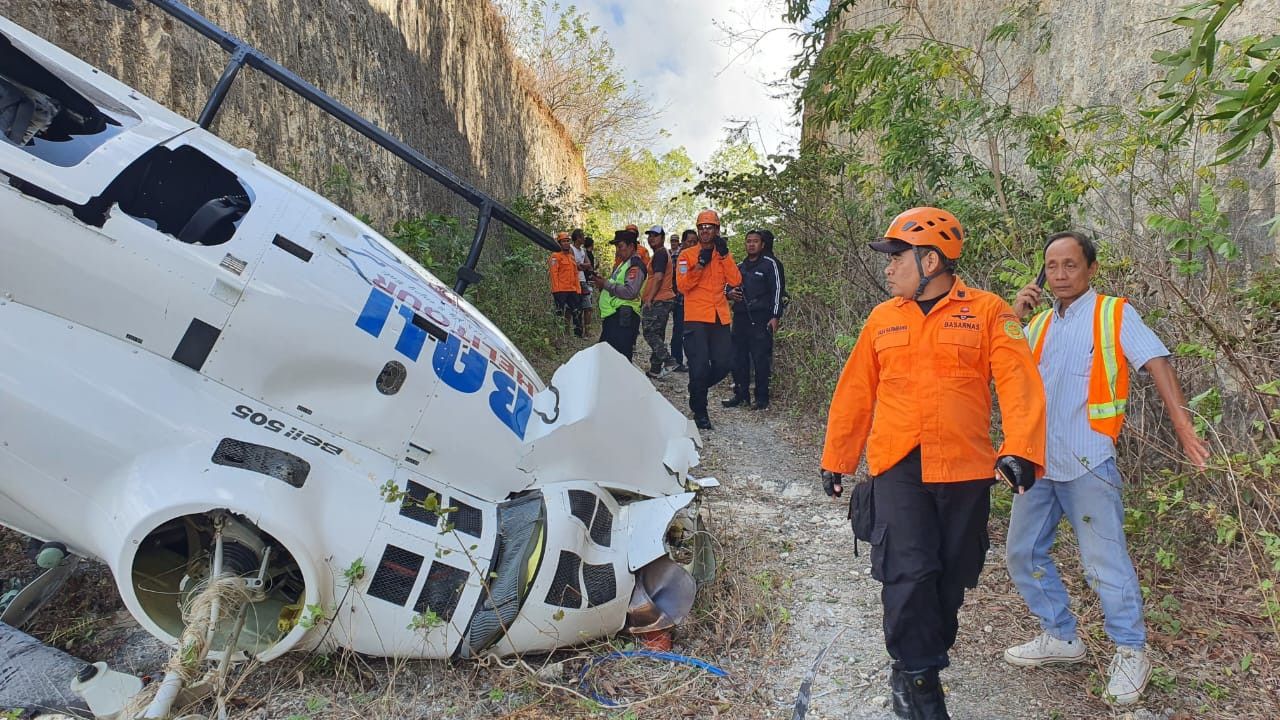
xmin=676 ymin=209 xmax=741 ymax=430
xmin=548 ymin=231 xmax=583 ymax=337
xmin=821 ymin=207 xmax=1046 ymax=720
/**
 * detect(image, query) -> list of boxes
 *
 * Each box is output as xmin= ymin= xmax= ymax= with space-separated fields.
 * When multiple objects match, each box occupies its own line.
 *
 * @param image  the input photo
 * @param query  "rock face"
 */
xmin=1 ymin=0 xmax=586 ymax=228
xmin=809 ymin=0 xmax=1279 ymax=261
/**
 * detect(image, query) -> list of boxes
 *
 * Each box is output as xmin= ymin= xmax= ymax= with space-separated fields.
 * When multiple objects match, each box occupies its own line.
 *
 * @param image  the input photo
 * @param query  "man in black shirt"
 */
xmin=723 ymin=229 xmax=782 ymax=410
xmin=641 ymin=225 xmax=679 ymax=378
xmin=669 ymin=230 xmax=696 ymax=372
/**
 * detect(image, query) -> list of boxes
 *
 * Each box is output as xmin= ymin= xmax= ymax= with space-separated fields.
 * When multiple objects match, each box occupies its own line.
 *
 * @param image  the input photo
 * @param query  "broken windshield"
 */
xmin=0 ymin=33 xmax=137 ymax=167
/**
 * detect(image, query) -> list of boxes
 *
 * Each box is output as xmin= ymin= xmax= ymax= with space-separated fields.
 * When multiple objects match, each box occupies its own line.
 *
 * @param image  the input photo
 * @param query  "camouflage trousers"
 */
xmin=642 ymin=300 xmax=675 ymax=370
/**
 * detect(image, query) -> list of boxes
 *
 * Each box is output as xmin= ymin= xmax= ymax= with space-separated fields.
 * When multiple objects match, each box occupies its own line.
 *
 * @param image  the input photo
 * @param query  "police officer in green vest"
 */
xmin=592 ymin=229 xmax=647 ymax=361
xmin=1003 ymin=231 xmax=1209 ymax=706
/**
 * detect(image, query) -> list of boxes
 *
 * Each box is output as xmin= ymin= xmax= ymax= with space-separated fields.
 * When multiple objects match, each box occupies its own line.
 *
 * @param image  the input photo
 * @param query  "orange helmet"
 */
xmin=625 ymin=223 xmax=639 ymax=233
xmin=695 ymin=209 xmax=720 ymax=227
xmin=554 ymin=231 xmax=571 ymax=241
xmin=872 ymin=207 xmax=964 ymax=259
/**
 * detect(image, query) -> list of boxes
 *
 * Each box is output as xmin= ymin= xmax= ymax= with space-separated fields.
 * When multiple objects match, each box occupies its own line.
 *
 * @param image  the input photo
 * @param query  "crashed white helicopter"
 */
xmin=0 ymin=0 xmax=712 ymax=696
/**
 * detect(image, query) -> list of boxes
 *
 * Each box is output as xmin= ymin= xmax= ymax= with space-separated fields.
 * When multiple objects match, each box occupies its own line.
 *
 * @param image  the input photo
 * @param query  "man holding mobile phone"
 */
xmin=1004 ymin=231 xmax=1209 ymax=705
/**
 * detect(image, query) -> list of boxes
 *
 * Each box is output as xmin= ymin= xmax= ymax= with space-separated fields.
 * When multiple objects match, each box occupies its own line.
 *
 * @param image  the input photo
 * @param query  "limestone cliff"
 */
xmin=807 ymin=0 xmax=1279 ymax=261
xmin=0 ymin=0 xmax=586 ymax=228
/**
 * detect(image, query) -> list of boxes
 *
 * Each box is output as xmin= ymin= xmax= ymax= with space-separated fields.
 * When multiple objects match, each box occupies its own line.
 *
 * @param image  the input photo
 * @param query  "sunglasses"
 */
xmin=697 ymin=224 xmax=716 ymax=231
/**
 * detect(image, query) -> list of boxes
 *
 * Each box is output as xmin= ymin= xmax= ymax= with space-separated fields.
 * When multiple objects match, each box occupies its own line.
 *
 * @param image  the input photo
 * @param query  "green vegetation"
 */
xmin=698 ymin=1 xmax=1278 ymax=716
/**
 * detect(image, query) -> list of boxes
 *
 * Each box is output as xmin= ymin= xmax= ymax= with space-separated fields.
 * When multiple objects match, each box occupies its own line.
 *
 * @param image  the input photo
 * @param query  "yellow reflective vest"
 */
xmin=1026 ymin=294 xmax=1129 ymax=441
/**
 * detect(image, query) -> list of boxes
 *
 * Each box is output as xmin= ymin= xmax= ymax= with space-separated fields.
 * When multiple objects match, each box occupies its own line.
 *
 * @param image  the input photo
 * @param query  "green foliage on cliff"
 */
xmin=699 ymin=2 xmax=1279 ymax=714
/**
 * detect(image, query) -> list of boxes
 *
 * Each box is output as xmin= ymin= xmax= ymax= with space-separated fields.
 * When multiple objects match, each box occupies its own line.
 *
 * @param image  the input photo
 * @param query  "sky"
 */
xmin=567 ymin=1 xmax=814 ymax=165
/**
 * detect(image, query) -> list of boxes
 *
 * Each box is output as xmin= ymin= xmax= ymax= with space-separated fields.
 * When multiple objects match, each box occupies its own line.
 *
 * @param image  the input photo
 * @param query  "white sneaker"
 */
xmin=1003 ymin=632 xmax=1087 ymax=667
xmin=1106 ymin=646 xmax=1151 ymax=705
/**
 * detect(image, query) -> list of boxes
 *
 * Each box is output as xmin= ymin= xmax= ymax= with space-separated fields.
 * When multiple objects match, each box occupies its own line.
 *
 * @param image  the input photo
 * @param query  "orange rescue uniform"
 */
xmin=675 ymin=245 xmax=742 ymax=324
xmin=548 ymin=251 xmax=580 ymax=294
xmin=822 ymin=278 xmax=1046 ymax=483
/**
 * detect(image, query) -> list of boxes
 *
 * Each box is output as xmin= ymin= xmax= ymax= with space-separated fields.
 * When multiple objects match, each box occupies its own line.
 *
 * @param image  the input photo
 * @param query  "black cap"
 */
xmin=611 ymin=230 xmax=639 ymax=245
xmin=868 ymin=238 xmax=913 ymax=253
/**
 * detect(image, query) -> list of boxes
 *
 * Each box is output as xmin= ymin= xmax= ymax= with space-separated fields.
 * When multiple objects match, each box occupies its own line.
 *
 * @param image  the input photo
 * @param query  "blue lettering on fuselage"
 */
xmin=489 ymin=371 xmax=532 ymax=437
xmin=433 ymin=335 xmax=487 ymax=394
xmin=356 ymin=287 xmax=530 ymax=438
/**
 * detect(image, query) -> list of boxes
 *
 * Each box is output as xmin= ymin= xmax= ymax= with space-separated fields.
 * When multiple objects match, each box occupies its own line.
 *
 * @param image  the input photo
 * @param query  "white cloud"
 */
xmin=571 ymin=0 xmax=804 ymax=165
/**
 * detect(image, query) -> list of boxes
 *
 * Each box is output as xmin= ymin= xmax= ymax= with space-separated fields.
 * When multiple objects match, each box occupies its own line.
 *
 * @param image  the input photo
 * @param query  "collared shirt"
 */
xmin=571 ymin=244 xmax=587 ymax=283
xmin=676 ymin=243 xmax=742 ymax=324
xmin=1031 ymin=289 xmax=1169 ymax=481
xmin=822 ymin=277 xmax=1046 ymax=483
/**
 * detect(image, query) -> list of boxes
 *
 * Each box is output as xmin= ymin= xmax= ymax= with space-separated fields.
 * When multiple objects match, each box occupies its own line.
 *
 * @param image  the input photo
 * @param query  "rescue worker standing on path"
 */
xmin=549 ymin=231 xmax=584 ymax=337
xmin=723 ymin=229 xmax=782 ymax=410
xmin=669 ymin=229 xmax=698 ymax=373
xmin=1002 ymin=231 xmax=1210 ymax=705
xmin=641 ymin=225 xmax=679 ymax=378
xmin=676 ymin=210 xmax=741 ymax=430
xmin=821 ymin=207 xmax=1046 ymax=720
xmin=593 ymin=229 xmax=647 ymax=361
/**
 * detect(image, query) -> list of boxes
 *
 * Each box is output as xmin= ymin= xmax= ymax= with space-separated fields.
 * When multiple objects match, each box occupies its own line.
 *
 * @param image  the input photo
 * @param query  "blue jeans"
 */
xmin=1005 ymin=458 xmax=1146 ymax=648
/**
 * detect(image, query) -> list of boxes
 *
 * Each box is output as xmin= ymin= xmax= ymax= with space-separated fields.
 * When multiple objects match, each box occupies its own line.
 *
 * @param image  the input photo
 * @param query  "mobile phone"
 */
xmin=1034 ymin=266 xmax=1046 ymax=289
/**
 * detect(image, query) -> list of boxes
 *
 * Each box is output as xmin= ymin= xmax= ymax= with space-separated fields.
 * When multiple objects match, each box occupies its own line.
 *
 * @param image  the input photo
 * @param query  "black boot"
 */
xmin=890 ymin=669 xmax=911 ymax=719
xmin=720 ymin=394 xmax=748 ymax=408
xmin=903 ymin=668 xmax=950 ymax=720
xmin=694 ymin=413 xmax=713 ymax=430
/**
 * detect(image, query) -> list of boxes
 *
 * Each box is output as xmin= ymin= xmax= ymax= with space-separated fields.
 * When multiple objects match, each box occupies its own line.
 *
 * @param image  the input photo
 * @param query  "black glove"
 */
xmin=698 ymin=248 xmax=713 ymax=267
xmin=995 ymin=455 xmax=1036 ymax=493
xmin=821 ymin=470 xmax=843 ymax=497
xmin=714 ymin=236 xmax=729 ymax=257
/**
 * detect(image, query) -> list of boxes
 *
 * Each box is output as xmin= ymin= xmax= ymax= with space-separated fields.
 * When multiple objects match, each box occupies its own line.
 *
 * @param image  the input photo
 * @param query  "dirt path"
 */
xmin=656 ymin=373 xmax=1056 ymax=720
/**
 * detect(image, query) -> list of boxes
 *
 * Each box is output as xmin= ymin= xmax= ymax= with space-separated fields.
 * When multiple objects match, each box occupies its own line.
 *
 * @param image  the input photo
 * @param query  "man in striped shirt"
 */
xmin=1003 ymin=231 xmax=1209 ymax=706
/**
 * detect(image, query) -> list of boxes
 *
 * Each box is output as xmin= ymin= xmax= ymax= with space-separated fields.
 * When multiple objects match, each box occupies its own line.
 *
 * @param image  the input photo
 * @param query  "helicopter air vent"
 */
xmin=211 ymin=439 xmax=309 ymax=488
xmin=414 ymin=562 xmax=469 ymax=622
xmin=368 ymin=545 xmax=423 ymax=606
xmin=568 ymin=490 xmax=595 ymax=528
xmin=582 ymin=562 xmax=617 ymax=607
xmin=589 ymin=502 xmax=613 ymax=548
xmin=399 ymin=480 xmax=440 ymax=526
xmin=219 ymin=253 xmax=247 ymax=275
xmin=545 ymin=551 xmax=583 ymax=609
xmin=450 ymin=500 xmax=483 ymax=538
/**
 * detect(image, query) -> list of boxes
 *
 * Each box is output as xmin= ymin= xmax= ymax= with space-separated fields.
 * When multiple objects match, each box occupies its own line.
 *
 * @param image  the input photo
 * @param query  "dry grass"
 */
xmin=965 ymin=489 xmax=1280 ymax=719
xmin=143 ymin=506 xmax=796 ymax=719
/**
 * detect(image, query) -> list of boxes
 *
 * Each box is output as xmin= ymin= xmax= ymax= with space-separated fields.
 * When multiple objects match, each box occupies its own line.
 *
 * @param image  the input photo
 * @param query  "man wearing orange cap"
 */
xmin=820 ymin=207 xmax=1046 ymax=719
xmin=549 ymin=231 xmax=583 ymax=337
xmin=676 ymin=210 xmax=741 ymax=430
xmin=624 ymin=223 xmax=651 ymax=268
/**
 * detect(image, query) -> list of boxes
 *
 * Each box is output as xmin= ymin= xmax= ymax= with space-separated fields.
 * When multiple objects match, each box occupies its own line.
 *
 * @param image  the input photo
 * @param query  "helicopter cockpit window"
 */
xmin=84 ymin=145 xmax=254 ymax=246
xmin=0 ymin=34 xmax=135 ymax=167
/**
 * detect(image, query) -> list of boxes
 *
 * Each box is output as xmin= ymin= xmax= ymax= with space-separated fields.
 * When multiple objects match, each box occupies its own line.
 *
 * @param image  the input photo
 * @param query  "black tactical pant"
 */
xmin=869 ymin=447 xmax=993 ymax=671
xmin=600 ymin=306 xmax=640 ymax=361
xmin=683 ymin=321 xmax=733 ymax=416
xmin=552 ymin=291 xmax=584 ymax=337
xmin=675 ymin=297 xmax=686 ymax=363
xmin=730 ymin=314 xmax=773 ymax=403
